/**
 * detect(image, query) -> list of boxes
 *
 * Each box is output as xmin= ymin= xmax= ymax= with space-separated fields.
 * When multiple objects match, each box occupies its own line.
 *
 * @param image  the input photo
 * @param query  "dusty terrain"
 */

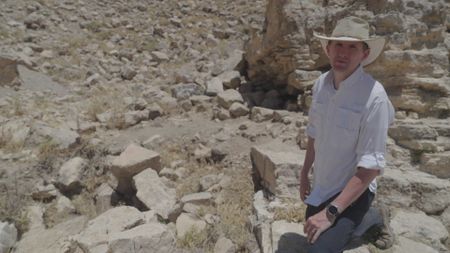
xmin=0 ymin=0 xmax=449 ymax=253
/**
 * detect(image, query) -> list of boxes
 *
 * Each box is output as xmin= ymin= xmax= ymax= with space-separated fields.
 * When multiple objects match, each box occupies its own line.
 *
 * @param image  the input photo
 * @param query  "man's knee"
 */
xmin=307 ymin=243 xmax=333 ymax=253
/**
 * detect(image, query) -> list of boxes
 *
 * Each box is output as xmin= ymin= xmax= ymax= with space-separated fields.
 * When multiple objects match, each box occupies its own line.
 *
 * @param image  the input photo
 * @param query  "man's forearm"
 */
xmin=301 ymin=136 xmax=315 ymax=175
xmin=330 ymin=167 xmax=379 ymax=213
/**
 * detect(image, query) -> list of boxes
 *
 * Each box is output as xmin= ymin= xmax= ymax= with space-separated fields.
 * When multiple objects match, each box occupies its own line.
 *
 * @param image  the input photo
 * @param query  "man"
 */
xmin=300 ymin=16 xmax=395 ymax=253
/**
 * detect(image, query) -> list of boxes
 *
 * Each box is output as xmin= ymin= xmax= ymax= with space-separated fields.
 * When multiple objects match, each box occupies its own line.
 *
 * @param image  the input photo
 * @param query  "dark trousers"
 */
xmin=305 ymin=189 xmax=374 ymax=253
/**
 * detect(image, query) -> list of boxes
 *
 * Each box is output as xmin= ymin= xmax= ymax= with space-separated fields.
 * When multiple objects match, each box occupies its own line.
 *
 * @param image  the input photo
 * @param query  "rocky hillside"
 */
xmin=0 ymin=0 xmax=449 ymax=253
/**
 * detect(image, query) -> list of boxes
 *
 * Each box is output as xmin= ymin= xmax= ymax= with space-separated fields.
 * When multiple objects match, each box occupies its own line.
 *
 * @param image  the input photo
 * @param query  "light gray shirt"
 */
xmin=305 ymin=65 xmax=395 ymax=206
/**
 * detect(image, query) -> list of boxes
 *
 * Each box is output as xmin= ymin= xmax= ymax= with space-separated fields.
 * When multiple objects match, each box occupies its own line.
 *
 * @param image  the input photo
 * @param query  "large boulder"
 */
xmin=107 ymin=223 xmax=175 ymax=253
xmin=0 ymin=222 xmax=17 ymax=253
xmin=73 ymin=206 xmax=145 ymax=251
xmin=133 ymin=169 xmax=176 ymax=220
xmin=250 ymin=140 xmax=305 ymax=198
xmin=420 ymin=152 xmax=450 ymax=179
xmin=111 ymin=143 xmax=161 ymax=194
xmin=56 ymin=157 xmax=87 ymax=195
xmin=14 ymin=216 xmax=87 ymax=253
xmin=379 ymin=167 xmax=450 ymax=211
xmin=391 ymin=210 xmax=448 ymax=247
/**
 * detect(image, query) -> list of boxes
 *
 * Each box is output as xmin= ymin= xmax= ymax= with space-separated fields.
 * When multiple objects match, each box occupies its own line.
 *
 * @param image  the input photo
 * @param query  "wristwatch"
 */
xmin=326 ymin=204 xmax=340 ymax=223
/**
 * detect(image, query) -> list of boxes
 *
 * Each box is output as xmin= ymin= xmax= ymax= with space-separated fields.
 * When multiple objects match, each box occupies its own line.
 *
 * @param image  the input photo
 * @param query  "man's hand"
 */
xmin=299 ymin=171 xmax=310 ymax=202
xmin=304 ymin=209 xmax=333 ymax=244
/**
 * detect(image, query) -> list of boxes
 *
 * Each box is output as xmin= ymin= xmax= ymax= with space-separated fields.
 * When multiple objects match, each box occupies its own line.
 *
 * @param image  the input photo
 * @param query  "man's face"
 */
xmin=326 ymin=40 xmax=369 ymax=76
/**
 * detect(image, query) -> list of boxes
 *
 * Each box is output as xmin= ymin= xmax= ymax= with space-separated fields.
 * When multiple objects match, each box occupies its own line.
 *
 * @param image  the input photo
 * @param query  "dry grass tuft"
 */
xmin=0 ymin=178 xmax=30 ymax=238
xmin=37 ymin=137 xmax=59 ymax=161
xmin=177 ymin=226 xmax=218 ymax=252
xmin=0 ymin=128 xmax=24 ymax=153
xmin=84 ymin=86 xmax=128 ymax=129
xmin=272 ymin=198 xmax=307 ymax=223
xmin=216 ymin=167 xmax=254 ymax=250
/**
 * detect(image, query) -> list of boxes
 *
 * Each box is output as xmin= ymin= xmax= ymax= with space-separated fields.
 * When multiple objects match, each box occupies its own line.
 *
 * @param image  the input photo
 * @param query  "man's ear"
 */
xmin=362 ymin=48 xmax=370 ymax=60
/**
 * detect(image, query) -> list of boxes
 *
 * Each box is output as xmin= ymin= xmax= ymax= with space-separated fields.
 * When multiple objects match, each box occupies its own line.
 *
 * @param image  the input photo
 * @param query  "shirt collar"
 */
xmin=327 ymin=65 xmax=364 ymax=90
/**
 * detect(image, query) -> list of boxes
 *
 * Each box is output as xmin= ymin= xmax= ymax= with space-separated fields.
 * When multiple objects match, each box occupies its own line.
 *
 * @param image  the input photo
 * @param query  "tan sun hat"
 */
xmin=313 ymin=16 xmax=386 ymax=66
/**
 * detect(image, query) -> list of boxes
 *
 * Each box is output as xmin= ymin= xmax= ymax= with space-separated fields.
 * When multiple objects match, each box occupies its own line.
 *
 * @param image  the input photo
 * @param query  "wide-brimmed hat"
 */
xmin=313 ymin=16 xmax=385 ymax=66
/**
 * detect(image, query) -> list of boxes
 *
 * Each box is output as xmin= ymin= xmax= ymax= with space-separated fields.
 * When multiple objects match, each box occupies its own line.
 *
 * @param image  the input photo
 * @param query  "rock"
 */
xmin=24 ymin=13 xmax=46 ymax=29
xmin=190 ymin=95 xmax=213 ymax=106
xmin=17 ymin=65 xmax=67 ymax=95
xmin=392 ymin=236 xmax=439 ymax=253
xmin=180 ymin=192 xmax=213 ymax=206
xmin=94 ymin=183 xmax=115 ymax=215
xmin=271 ymin=220 xmax=308 ymax=253
xmin=107 ymin=223 xmax=175 ymax=253
xmin=40 ymin=50 xmax=53 ymax=59
xmin=56 ymin=195 xmax=76 ymax=214
xmin=389 ymin=122 xmax=438 ymax=141
xmin=151 ymin=51 xmax=169 ymax=62
xmin=253 ymin=190 xmax=273 ymax=222
xmin=250 ymin=106 xmax=274 ymax=122
xmin=214 ymin=107 xmax=231 ymax=121
xmin=73 ymin=206 xmax=145 ymax=251
xmin=111 ymin=143 xmax=161 ymax=194
xmin=229 ymin=102 xmax=249 ymax=118
xmin=206 ymin=77 xmax=224 ymax=96
xmin=159 ymin=167 xmax=181 ymax=181
xmin=420 ymin=152 xmax=450 ymax=178
xmin=416 ymin=189 xmax=450 ymax=215
xmin=0 ymin=57 xmax=21 ymax=87
xmin=84 ymin=73 xmax=100 ymax=86
xmin=148 ymin=103 xmax=164 ymax=120
xmin=171 ymin=83 xmax=203 ymax=100
xmin=200 ymin=174 xmax=220 ymax=191
xmin=176 ymin=213 xmax=207 ymax=239
xmin=217 ymin=70 xmax=241 ymax=89
xmin=120 ymin=65 xmax=137 ymax=80
xmin=15 ymin=216 xmax=87 ymax=253
xmin=56 ymin=157 xmax=87 ymax=195
xmin=31 ymin=181 xmax=58 ymax=202
xmin=0 ymin=222 xmax=17 ymax=253
xmin=193 ymin=144 xmax=212 ymax=160
xmin=254 ymin=222 xmax=272 ymax=253
xmin=214 ymin=237 xmax=236 ymax=253
xmin=217 ymin=89 xmax=244 ymax=109
xmin=33 ymin=123 xmax=80 ymax=149
xmin=379 ymin=168 xmax=450 ymax=210
xmin=141 ymin=134 xmax=164 ymax=150
xmin=211 ymin=148 xmax=227 ymax=163
xmin=391 ymin=210 xmax=448 ymax=246
xmin=441 ymin=207 xmax=450 ymax=232
xmin=251 ymin=140 xmax=305 ymax=198
xmin=133 ymin=169 xmax=176 ymax=220
xmin=123 ymin=110 xmax=149 ymax=127
xmin=287 ymin=70 xmax=321 ymax=91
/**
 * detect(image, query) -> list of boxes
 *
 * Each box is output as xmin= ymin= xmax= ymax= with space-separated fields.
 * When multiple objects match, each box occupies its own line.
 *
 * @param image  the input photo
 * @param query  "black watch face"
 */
xmin=328 ymin=205 xmax=338 ymax=216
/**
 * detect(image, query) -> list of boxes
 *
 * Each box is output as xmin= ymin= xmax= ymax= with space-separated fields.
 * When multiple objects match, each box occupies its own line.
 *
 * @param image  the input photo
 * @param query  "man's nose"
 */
xmin=337 ymin=46 xmax=350 ymax=57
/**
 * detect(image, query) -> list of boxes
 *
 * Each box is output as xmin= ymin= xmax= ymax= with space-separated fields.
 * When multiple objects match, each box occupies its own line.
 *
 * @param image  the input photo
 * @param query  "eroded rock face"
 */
xmin=245 ymin=0 xmax=449 ymax=117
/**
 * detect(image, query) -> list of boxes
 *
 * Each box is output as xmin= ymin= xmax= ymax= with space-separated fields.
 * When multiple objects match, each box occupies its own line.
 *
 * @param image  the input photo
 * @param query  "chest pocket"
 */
xmin=336 ymin=107 xmax=361 ymax=132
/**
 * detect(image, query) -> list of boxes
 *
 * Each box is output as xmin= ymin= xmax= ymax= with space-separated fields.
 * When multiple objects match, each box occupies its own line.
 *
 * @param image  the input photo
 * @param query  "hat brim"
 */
xmin=313 ymin=32 xmax=385 ymax=66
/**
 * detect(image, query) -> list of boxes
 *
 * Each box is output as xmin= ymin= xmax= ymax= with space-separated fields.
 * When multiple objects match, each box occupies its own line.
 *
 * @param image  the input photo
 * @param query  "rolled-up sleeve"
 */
xmin=356 ymin=98 xmax=395 ymax=174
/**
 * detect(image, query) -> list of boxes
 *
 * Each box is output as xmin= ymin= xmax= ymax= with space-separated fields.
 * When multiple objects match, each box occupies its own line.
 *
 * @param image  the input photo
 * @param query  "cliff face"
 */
xmin=245 ymin=0 xmax=449 ymax=118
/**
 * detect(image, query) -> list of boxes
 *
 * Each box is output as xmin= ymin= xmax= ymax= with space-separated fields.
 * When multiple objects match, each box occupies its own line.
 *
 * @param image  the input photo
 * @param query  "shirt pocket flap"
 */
xmin=337 ymin=108 xmax=361 ymax=131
